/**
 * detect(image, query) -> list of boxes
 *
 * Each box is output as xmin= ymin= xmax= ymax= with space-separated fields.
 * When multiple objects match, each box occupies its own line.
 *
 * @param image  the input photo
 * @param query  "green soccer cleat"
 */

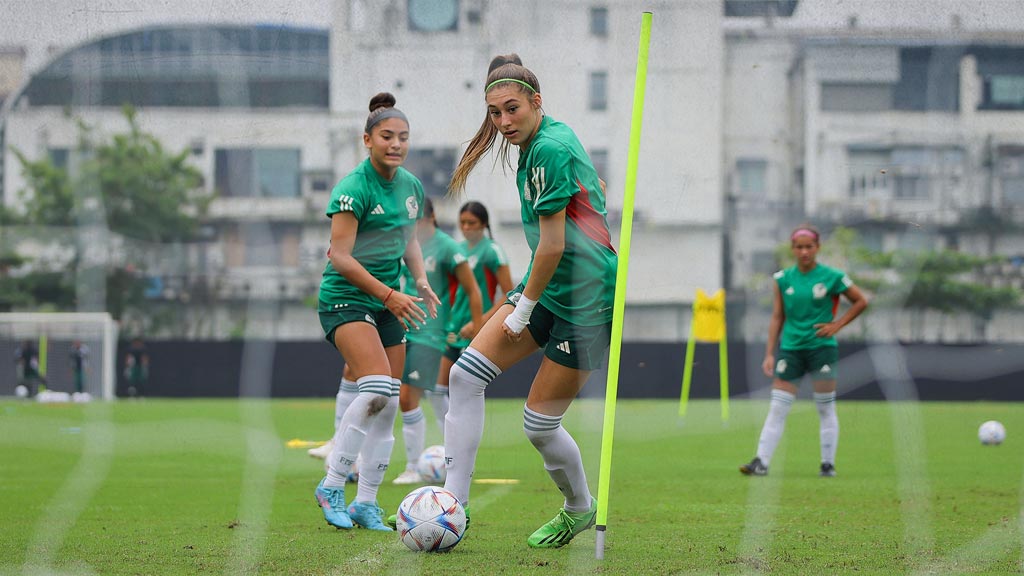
xmin=527 ymin=498 xmax=597 ymax=549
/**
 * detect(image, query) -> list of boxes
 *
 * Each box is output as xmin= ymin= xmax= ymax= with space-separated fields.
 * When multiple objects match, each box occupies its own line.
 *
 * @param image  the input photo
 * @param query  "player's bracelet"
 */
xmin=383 ymin=288 xmax=395 ymax=305
xmin=503 ymin=294 xmax=537 ymax=334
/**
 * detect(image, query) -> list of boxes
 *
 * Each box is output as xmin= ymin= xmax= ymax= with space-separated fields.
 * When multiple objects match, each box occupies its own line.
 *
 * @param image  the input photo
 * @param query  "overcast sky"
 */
xmin=0 ymin=0 xmax=332 ymax=71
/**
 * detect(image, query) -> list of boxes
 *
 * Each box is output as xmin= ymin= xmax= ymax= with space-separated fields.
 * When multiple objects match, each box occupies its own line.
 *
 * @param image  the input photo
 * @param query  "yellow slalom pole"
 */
xmin=38 ymin=334 xmax=48 ymax=378
xmin=679 ymin=322 xmax=696 ymax=417
xmin=596 ymin=11 xmax=652 ymax=561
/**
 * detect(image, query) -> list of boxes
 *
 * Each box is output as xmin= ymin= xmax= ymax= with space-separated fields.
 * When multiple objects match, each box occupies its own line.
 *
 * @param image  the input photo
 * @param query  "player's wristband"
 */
xmin=503 ymin=294 xmax=537 ymax=334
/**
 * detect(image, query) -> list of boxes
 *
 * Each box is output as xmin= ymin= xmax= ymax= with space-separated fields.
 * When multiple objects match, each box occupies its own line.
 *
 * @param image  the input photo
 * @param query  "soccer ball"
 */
xmin=396 ymin=486 xmax=466 ymax=552
xmin=416 ymin=444 xmax=446 ymax=483
xmin=978 ymin=420 xmax=1006 ymax=445
xmin=14 ymin=385 xmax=29 ymax=398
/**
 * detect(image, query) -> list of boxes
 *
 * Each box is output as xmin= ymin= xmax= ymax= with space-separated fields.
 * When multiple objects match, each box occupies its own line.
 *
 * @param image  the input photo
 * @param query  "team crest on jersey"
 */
xmin=813 ymin=283 xmax=827 ymax=299
xmin=406 ymin=196 xmax=419 ymax=219
xmin=424 ymin=256 xmax=437 ymax=273
xmin=468 ymin=255 xmax=479 ymax=269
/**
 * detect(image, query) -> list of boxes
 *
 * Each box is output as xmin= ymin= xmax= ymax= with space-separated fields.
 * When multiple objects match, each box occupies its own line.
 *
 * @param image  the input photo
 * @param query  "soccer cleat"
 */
xmin=820 ymin=462 xmax=837 ymax=477
xmin=348 ymin=501 xmax=393 ymax=531
xmin=527 ymin=498 xmax=598 ymax=549
xmin=739 ymin=457 xmax=768 ymax=476
xmin=307 ymin=439 xmax=333 ymax=460
xmin=314 ymin=478 xmax=352 ymax=529
xmin=392 ymin=470 xmax=423 ymax=485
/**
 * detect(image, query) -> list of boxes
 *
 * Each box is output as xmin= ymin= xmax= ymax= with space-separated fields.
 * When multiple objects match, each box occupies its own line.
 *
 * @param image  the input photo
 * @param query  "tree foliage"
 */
xmin=9 ymin=105 xmax=210 ymax=318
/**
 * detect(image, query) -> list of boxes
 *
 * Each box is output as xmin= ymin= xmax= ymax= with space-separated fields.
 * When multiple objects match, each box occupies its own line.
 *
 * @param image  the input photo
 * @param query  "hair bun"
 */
xmin=369 ymin=92 xmax=397 ymax=113
xmin=488 ymin=53 xmax=523 ymax=74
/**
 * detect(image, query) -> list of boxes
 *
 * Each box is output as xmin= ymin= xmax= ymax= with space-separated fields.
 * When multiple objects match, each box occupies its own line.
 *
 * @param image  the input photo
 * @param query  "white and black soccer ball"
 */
xmin=397 ymin=486 xmax=466 ymax=552
xmin=978 ymin=420 xmax=1006 ymax=446
xmin=14 ymin=385 xmax=29 ymax=399
xmin=416 ymin=444 xmax=446 ymax=484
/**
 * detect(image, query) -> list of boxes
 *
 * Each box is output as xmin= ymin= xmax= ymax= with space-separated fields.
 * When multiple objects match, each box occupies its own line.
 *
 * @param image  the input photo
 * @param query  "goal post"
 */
xmin=0 ymin=312 xmax=119 ymax=400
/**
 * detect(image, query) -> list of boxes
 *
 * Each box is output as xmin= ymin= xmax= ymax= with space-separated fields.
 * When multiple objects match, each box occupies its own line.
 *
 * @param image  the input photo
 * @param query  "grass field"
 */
xmin=1 ymin=397 xmax=1022 ymax=575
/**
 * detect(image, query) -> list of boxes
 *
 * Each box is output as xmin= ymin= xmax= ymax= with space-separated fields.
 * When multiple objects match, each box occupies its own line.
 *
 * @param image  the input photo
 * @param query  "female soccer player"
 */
xmin=314 ymin=92 xmax=440 ymax=531
xmin=443 ymin=54 xmax=617 ymax=549
xmin=392 ymin=197 xmax=484 ymax=485
xmin=740 ymin=224 xmax=868 ymax=478
xmin=427 ymin=201 xmax=515 ymax=437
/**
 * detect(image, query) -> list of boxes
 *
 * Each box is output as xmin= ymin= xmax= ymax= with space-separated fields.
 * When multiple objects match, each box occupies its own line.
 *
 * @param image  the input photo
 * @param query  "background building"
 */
xmin=2 ymin=0 xmax=1023 ymax=342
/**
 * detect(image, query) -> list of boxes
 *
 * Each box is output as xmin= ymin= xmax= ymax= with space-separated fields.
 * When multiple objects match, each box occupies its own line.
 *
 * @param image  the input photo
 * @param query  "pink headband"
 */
xmin=791 ymin=228 xmax=818 ymax=240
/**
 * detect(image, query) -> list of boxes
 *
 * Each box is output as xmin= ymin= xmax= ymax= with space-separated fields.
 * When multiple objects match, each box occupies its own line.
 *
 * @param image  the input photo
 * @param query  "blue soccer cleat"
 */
xmin=315 ymin=477 xmax=353 ymax=529
xmin=348 ymin=501 xmax=392 ymax=531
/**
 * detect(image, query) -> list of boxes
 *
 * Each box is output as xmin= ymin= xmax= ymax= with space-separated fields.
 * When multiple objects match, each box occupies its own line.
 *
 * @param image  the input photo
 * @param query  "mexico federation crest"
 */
xmin=406 ymin=196 xmax=419 ymax=219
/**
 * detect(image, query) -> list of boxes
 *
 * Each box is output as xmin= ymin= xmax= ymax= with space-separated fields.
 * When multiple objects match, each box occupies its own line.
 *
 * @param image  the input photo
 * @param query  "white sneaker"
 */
xmin=308 ymin=440 xmax=333 ymax=460
xmin=392 ymin=470 xmax=423 ymax=485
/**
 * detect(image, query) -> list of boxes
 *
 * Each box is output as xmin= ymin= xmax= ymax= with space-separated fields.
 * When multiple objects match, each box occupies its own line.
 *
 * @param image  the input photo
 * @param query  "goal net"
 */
xmin=0 ymin=313 xmax=118 ymax=400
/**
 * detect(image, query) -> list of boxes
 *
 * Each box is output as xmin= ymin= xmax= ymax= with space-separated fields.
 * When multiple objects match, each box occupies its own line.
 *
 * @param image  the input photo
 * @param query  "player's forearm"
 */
xmin=331 ymin=253 xmax=392 ymax=301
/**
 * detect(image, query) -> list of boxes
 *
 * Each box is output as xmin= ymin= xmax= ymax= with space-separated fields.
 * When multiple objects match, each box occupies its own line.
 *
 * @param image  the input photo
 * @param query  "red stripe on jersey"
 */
xmin=447 ymin=273 xmax=459 ymax=307
xmin=485 ymin=268 xmax=499 ymax=302
xmin=566 ymin=180 xmax=615 ymax=252
xmin=831 ymin=294 xmax=839 ymax=318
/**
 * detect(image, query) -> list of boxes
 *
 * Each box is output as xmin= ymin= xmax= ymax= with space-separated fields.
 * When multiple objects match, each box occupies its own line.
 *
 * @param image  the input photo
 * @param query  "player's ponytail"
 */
xmin=449 ymin=54 xmax=541 ymax=196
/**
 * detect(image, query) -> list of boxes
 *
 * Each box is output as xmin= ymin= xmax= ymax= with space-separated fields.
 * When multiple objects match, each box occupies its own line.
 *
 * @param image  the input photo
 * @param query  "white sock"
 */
xmin=430 ymin=385 xmax=450 ymax=440
xmin=354 ymin=378 xmax=400 ymax=504
xmin=334 ymin=377 xmax=358 ymax=431
xmin=815 ymin=391 xmax=839 ymax=465
xmin=443 ymin=347 xmax=500 ymax=506
xmin=324 ymin=374 xmax=391 ymax=487
xmin=523 ymin=406 xmax=592 ymax=512
xmin=756 ymin=389 xmax=795 ymax=466
xmin=401 ymin=407 xmax=426 ymax=473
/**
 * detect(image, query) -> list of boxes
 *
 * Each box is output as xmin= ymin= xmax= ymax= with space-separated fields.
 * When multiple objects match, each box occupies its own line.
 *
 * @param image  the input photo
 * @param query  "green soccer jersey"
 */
xmin=774 ymin=263 xmax=854 ymax=350
xmin=516 ymin=116 xmax=617 ymax=326
xmin=400 ymin=228 xmax=467 ymax=351
xmin=318 ymin=158 xmax=424 ymax=312
xmin=446 ymin=237 xmax=509 ymax=349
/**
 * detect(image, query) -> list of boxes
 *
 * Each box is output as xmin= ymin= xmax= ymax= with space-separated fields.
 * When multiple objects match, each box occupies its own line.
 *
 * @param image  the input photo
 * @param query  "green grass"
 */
xmin=1 ymin=398 xmax=1022 ymax=575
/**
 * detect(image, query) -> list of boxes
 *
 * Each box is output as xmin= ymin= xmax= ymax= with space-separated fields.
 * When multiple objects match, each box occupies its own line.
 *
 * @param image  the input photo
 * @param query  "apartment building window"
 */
xmin=403 ymin=148 xmax=457 ymax=198
xmin=214 ymin=148 xmax=301 ymax=198
xmin=999 ymin=147 xmax=1024 ymax=206
xmin=408 ymin=0 xmax=459 ymax=32
xmin=590 ymin=7 xmax=609 ymax=37
xmin=735 ymin=158 xmax=767 ymax=200
xmin=589 ymin=71 xmax=608 ymax=111
xmin=589 ymin=148 xmax=609 ymax=187
xmin=975 ymin=46 xmax=1024 ymax=111
xmin=847 ymin=146 xmax=964 ymax=202
xmin=821 ymin=83 xmax=893 ymax=112
xmin=847 ymin=148 xmax=890 ymax=199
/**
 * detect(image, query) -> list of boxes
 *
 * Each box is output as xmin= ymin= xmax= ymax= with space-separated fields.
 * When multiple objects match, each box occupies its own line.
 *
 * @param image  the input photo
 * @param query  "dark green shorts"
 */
xmin=442 ymin=345 xmax=463 ymax=363
xmin=505 ymin=289 xmax=610 ymax=371
xmin=319 ymin=304 xmax=406 ymax=348
xmin=774 ymin=347 xmax=839 ymax=382
xmin=402 ymin=342 xmax=443 ymax=391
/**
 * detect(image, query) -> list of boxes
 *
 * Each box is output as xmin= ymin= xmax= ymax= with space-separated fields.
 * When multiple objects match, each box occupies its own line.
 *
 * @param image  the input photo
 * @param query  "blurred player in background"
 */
xmin=740 ymin=224 xmax=868 ymax=478
xmin=430 ymin=201 xmax=514 ymax=437
xmin=70 ymin=340 xmax=90 ymax=397
xmin=443 ymin=54 xmax=616 ymax=548
xmin=314 ymin=92 xmax=439 ymax=532
xmin=391 ymin=197 xmax=483 ymax=485
xmin=14 ymin=339 xmax=41 ymax=397
xmin=123 ymin=338 xmax=149 ymax=397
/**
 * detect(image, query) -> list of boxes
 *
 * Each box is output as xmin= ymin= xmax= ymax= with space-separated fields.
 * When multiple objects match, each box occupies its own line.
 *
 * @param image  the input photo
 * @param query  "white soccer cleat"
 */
xmin=307 ymin=440 xmax=334 ymax=460
xmin=391 ymin=470 xmax=423 ymax=485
